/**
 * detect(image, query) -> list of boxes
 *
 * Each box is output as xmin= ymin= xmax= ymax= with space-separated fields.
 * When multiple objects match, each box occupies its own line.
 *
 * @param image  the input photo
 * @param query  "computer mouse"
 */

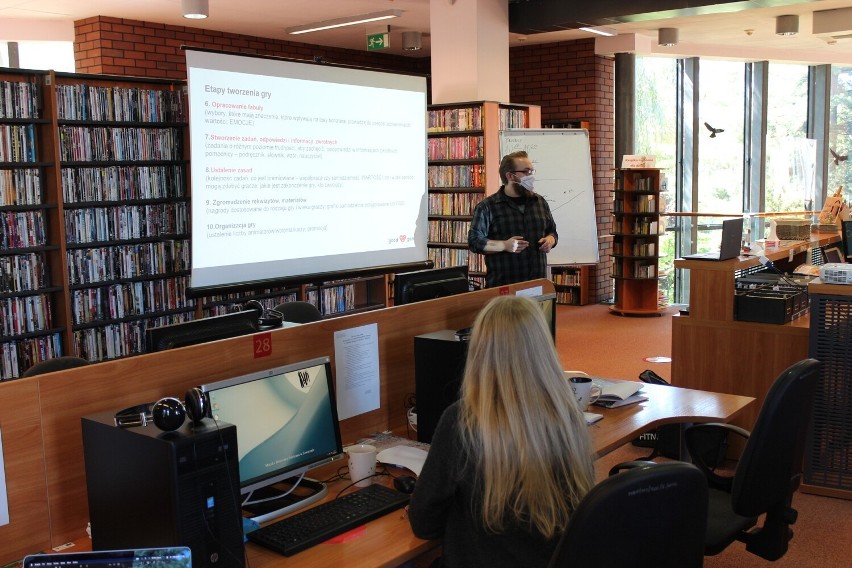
xmin=393 ymin=474 xmax=417 ymax=494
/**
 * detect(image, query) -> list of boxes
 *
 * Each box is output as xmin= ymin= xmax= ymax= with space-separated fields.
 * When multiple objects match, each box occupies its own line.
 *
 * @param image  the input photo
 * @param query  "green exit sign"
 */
xmin=367 ymin=33 xmax=389 ymax=50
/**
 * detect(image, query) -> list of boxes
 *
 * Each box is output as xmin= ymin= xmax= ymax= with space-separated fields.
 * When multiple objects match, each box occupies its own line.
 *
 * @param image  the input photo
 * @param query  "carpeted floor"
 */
xmin=558 ymin=302 xmax=852 ymax=567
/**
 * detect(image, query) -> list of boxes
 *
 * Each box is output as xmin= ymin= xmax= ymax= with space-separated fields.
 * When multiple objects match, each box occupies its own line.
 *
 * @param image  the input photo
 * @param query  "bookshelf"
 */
xmin=426 ymin=101 xmax=540 ymax=289
xmin=550 ymin=264 xmax=591 ymax=306
xmin=0 ymin=70 xmax=64 ymax=379
xmin=611 ymin=168 xmax=664 ymax=316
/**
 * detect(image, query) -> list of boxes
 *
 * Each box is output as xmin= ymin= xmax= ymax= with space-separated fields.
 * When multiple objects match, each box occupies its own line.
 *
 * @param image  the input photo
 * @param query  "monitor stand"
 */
xmin=242 ymin=477 xmax=327 ymax=523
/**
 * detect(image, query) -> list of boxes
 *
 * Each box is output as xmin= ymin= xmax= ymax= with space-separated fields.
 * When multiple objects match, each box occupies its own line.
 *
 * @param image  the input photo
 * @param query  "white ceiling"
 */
xmin=1 ymin=0 xmax=852 ymax=64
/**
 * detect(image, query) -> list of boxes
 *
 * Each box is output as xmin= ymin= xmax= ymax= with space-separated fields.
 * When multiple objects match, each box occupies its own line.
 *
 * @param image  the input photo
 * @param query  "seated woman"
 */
xmin=408 ymin=295 xmax=595 ymax=568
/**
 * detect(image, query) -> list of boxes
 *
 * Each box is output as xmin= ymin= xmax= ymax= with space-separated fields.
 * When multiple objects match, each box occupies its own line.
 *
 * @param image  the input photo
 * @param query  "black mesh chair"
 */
xmin=22 ymin=356 xmax=90 ymax=377
xmin=685 ymin=358 xmax=820 ymax=561
xmin=548 ymin=461 xmax=708 ymax=568
xmin=273 ymin=301 xmax=323 ymax=324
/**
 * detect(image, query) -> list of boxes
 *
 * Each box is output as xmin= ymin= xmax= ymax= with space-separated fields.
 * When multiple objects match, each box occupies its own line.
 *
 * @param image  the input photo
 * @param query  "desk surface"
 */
xmin=245 ymin=381 xmax=754 ymax=568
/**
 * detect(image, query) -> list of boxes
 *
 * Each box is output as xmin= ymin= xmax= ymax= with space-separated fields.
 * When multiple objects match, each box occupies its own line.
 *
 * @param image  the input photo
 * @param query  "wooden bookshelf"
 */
xmin=550 ymin=264 xmax=591 ymax=306
xmin=426 ymin=101 xmax=540 ymax=289
xmin=610 ymin=168 xmax=664 ymax=316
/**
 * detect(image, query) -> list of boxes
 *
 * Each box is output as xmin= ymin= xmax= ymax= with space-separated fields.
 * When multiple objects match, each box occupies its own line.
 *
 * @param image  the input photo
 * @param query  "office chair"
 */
xmin=547 ymin=462 xmax=708 ymax=568
xmin=22 ymin=356 xmax=90 ymax=377
xmin=272 ymin=301 xmax=323 ymax=324
xmin=683 ymin=358 xmax=820 ymax=561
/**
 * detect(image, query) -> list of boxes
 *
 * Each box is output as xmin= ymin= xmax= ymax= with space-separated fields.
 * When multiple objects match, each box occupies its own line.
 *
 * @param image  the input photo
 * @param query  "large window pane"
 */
xmin=766 ymin=63 xmax=812 ymax=212
xmin=829 ymin=66 xmax=852 ymax=204
xmin=698 ymin=60 xmax=744 ymax=213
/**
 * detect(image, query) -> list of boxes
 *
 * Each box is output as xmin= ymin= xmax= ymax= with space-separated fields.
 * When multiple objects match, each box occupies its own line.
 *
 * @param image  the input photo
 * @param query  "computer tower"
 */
xmin=82 ymin=411 xmax=244 ymax=568
xmin=414 ymin=330 xmax=469 ymax=443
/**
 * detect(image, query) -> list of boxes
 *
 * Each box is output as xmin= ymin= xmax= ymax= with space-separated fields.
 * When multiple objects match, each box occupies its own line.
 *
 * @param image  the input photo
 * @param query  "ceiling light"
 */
xmin=579 ymin=26 xmax=618 ymax=37
xmin=286 ymin=9 xmax=402 ymax=35
xmin=776 ymin=14 xmax=799 ymax=36
xmin=658 ymin=28 xmax=679 ymax=47
xmin=181 ymin=0 xmax=208 ymax=19
xmin=402 ymin=31 xmax=422 ymax=51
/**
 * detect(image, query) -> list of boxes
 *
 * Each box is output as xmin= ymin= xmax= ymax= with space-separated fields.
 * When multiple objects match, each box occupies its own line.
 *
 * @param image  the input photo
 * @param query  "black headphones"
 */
xmin=244 ymin=299 xmax=284 ymax=329
xmin=114 ymin=387 xmax=208 ymax=432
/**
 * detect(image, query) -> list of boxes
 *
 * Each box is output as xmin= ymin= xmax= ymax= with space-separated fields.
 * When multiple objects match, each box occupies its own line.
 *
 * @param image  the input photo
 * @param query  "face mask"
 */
xmin=518 ymin=175 xmax=535 ymax=192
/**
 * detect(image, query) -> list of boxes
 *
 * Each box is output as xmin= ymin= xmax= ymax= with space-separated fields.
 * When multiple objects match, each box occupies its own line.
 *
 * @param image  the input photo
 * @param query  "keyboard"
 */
xmin=247 ymin=483 xmax=410 ymax=556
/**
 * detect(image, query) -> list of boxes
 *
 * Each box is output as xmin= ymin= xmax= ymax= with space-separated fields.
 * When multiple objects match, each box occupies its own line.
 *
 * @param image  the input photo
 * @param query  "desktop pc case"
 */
xmin=81 ymin=411 xmax=245 ymax=568
xmin=414 ymin=330 xmax=469 ymax=443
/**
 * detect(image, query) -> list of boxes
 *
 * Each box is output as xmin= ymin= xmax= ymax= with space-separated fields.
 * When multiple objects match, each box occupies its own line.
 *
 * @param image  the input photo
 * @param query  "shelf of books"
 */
xmin=53 ymin=72 xmax=194 ymax=362
xmin=305 ymin=275 xmax=387 ymax=317
xmin=550 ymin=264 xmax=591 ymax=306
xmin=0 ymin=70 xmax=64 ymax=379
xmin=610 ymin=168 xmax=664 ymax=316
xmin=426 ymin=101 xmax=540 ymax=289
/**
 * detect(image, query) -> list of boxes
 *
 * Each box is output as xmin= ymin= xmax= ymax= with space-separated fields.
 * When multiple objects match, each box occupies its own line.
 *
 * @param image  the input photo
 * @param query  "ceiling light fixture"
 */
xmin=775 ymin=14 xmax=799 ymax=36
xmin=286 ymin=9 xmax=403 ymax=35
xmin=402 ymin=31 xmax=422 ymax=51
xmin=658 ymin=28 xmax=679 ymax=47
xmin=579 ymin=26 xmax=618 ymax=37
xmin=181 ymin=0 xmax=208 ymax=19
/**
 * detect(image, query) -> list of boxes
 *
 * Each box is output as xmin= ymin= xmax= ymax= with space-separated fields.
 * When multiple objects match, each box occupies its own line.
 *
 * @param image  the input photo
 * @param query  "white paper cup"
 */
xmin=346 ymin=444 xmax=377 ymax=487
xmin=569 ymin=376 xmax=602 ymax=410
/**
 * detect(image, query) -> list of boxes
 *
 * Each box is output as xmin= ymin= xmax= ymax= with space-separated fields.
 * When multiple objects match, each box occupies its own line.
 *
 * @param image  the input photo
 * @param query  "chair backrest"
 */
xmin=731 ymin=358 xmax=820 ymax=518
xmin=273 ymin=301 xmax=323 ymax=324
xmin=548 ymin=462 xmax=708 ymax=568
xmin=22 ymin=356 xmax=90 ymax=377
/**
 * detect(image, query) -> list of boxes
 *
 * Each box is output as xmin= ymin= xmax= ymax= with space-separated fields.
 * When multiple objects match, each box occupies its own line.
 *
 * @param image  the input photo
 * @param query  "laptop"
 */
xmin=683 ymin=217 xmax=744 ymax=261
xmin=24 ymin=547 xmax=192 ymax=568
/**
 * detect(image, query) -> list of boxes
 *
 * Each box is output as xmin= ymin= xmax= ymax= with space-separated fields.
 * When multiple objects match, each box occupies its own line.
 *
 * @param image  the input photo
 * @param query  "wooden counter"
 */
xmin=672 ymin=235 xmax=838 ymax=430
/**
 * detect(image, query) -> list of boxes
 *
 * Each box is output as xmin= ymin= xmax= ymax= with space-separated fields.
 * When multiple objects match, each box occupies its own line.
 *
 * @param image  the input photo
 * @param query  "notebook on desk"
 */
xmin=682 ymin=217 xmax=744 ymax=261
xmin=24 ymin=548 xmax=192 ymax=568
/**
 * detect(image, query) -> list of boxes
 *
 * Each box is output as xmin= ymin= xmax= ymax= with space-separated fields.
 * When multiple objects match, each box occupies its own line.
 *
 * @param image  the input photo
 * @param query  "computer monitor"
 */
xmin=199 ymin=356 xmax=344 ymax=522
xmin=842 ymin=220 xmax=852 ymax=261
xmin=532 ymin=292 xmax=558 ymax=342
xmin=145 ymin=310 xmax=259 ymax=352
xmin=394 ymin=265 xmax=470 ymax=305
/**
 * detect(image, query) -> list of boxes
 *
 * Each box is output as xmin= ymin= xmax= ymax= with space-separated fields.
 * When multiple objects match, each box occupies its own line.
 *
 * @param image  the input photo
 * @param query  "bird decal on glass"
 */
xmin=830 ymin=148 xmax=848 ymax=166
xmin=704 ymin=122 xmax=724 ymax=138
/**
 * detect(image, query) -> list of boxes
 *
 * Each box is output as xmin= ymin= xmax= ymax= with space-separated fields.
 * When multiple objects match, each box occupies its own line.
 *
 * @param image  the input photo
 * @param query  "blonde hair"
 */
xmin=459 ymin=295 xmax=595 ymax=539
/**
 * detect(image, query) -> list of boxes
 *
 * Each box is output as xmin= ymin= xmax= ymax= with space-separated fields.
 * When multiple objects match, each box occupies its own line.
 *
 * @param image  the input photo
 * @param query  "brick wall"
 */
xmin=73 ymin=16 xmax=429 ymax=80
xmin=509 ymin=39 xmax=615 ymax=303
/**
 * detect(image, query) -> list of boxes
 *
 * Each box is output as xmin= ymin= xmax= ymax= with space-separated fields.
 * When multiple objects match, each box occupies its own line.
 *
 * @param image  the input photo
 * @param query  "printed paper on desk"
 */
xmin=377 ymin=446 xmax=428 ymax=476
xmin=515 ymin=286 xmax=543 ymax=297
xmin=334 ymin=323 xmax=380 ymax=420
xmin=0 ymin=426 xmax=9 ymax=526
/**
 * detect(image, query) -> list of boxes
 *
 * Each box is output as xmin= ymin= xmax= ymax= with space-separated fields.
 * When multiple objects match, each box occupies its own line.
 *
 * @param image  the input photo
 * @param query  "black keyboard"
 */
xmin=247 ymin=483 xmax=410 ymax=556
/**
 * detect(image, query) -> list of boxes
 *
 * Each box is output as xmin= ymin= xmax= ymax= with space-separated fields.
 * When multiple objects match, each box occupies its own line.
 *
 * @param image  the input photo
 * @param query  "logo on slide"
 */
xmin=298 ymin=370 xmax=311 ymax=389
xmin=399 ymin=234 xmax=407 ymax=242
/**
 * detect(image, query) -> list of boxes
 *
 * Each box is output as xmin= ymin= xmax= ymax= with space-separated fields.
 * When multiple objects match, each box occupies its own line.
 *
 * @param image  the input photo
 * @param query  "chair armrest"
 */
xmin=685 ymin=422 xmax=750 ymax=491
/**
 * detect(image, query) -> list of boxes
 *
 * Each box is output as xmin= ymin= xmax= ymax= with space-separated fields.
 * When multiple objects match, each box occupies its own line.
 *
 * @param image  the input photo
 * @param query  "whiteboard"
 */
xmin=500 ymin=129 xmax=599 ymax=265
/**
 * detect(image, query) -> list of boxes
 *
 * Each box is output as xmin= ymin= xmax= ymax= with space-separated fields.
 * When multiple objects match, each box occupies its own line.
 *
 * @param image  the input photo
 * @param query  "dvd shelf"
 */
xmin=54 ymin=73 xmax=192 ymax=362
xmin=305 ymin=275 xmax=387 ymax=317
xmin=425 ymin=101 xmax=540 ymax=287
xmin=611 ymin=168 xmax=664 ymax=316
xmin=0 ymin=70 xmax=64 ymax=379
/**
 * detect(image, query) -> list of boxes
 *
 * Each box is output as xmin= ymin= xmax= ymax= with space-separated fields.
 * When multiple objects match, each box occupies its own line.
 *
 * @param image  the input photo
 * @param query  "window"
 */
xmin=829 ymin=66 xmax=852 ymax=204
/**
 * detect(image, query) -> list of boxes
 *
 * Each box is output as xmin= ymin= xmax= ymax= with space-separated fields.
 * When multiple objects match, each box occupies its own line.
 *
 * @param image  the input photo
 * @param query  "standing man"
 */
xmin=468 ymin=151 xmax=558 ymax=287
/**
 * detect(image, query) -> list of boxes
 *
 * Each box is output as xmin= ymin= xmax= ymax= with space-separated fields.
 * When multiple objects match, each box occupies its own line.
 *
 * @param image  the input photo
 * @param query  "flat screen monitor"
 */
xmin=824 ymin=246 xmax=845 ymax=264
xmin=842 ymin=220 xmax=852 ymax=261
xmin=145 ymin=310 xmax=259 ymax=352
xmin=394 ymin=265 xmax=470 ymax=305
xmin=532 ymin=292 xmax=558 ymax=342
xmin=199 ymin=356 xmax=343 ymax=521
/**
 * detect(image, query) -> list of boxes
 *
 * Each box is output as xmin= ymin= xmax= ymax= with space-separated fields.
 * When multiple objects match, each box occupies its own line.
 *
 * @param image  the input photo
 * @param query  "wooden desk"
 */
xmin=243 ymin=383 xmax=754 ymax=568
xmin=672 ymin=235 xmax=837 ymax=430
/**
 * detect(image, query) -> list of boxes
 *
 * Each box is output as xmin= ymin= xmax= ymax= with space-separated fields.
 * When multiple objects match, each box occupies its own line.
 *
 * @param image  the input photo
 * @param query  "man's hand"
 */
xmin=504 ymin=236 xmax=529 ymax=253
xmin=538 ymin=235 xmax=556 ymax=253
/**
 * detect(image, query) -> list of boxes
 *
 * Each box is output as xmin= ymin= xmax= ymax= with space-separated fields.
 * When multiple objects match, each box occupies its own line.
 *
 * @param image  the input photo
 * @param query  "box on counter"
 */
xmin=734 ymin=284 xmax=808 ymax=324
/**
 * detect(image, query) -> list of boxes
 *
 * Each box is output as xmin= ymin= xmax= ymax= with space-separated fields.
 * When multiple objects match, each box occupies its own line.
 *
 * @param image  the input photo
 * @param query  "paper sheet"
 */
xmin=0 ymin=427 xmax=9 ymax=526
xmin=334 ymin=323 xmax=380 ymax=420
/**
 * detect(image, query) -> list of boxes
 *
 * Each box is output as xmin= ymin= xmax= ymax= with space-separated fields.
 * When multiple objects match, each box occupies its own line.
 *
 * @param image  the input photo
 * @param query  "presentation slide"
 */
xmin=185 ymin=49 xmax=428 ymax=291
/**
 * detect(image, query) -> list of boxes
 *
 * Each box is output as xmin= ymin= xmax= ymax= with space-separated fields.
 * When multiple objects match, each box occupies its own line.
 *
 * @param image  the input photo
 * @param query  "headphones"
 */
xmin=244 ymin=299 xmax=283 ymax=329
xmin=114 ymin=387 xmax=208 ymax=432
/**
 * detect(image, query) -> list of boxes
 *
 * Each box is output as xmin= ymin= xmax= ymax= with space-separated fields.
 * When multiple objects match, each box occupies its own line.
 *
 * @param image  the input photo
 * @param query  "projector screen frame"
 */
xmin=183 ymin=46 xmax=430 ymax=298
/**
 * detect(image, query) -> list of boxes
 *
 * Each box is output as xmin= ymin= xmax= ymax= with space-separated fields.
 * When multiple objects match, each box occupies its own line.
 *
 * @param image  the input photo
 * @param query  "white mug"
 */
xmin=568 ymin=376 xmax=602 ymax=410
xmin=346 ymin=444 xmax=377 ymax=487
